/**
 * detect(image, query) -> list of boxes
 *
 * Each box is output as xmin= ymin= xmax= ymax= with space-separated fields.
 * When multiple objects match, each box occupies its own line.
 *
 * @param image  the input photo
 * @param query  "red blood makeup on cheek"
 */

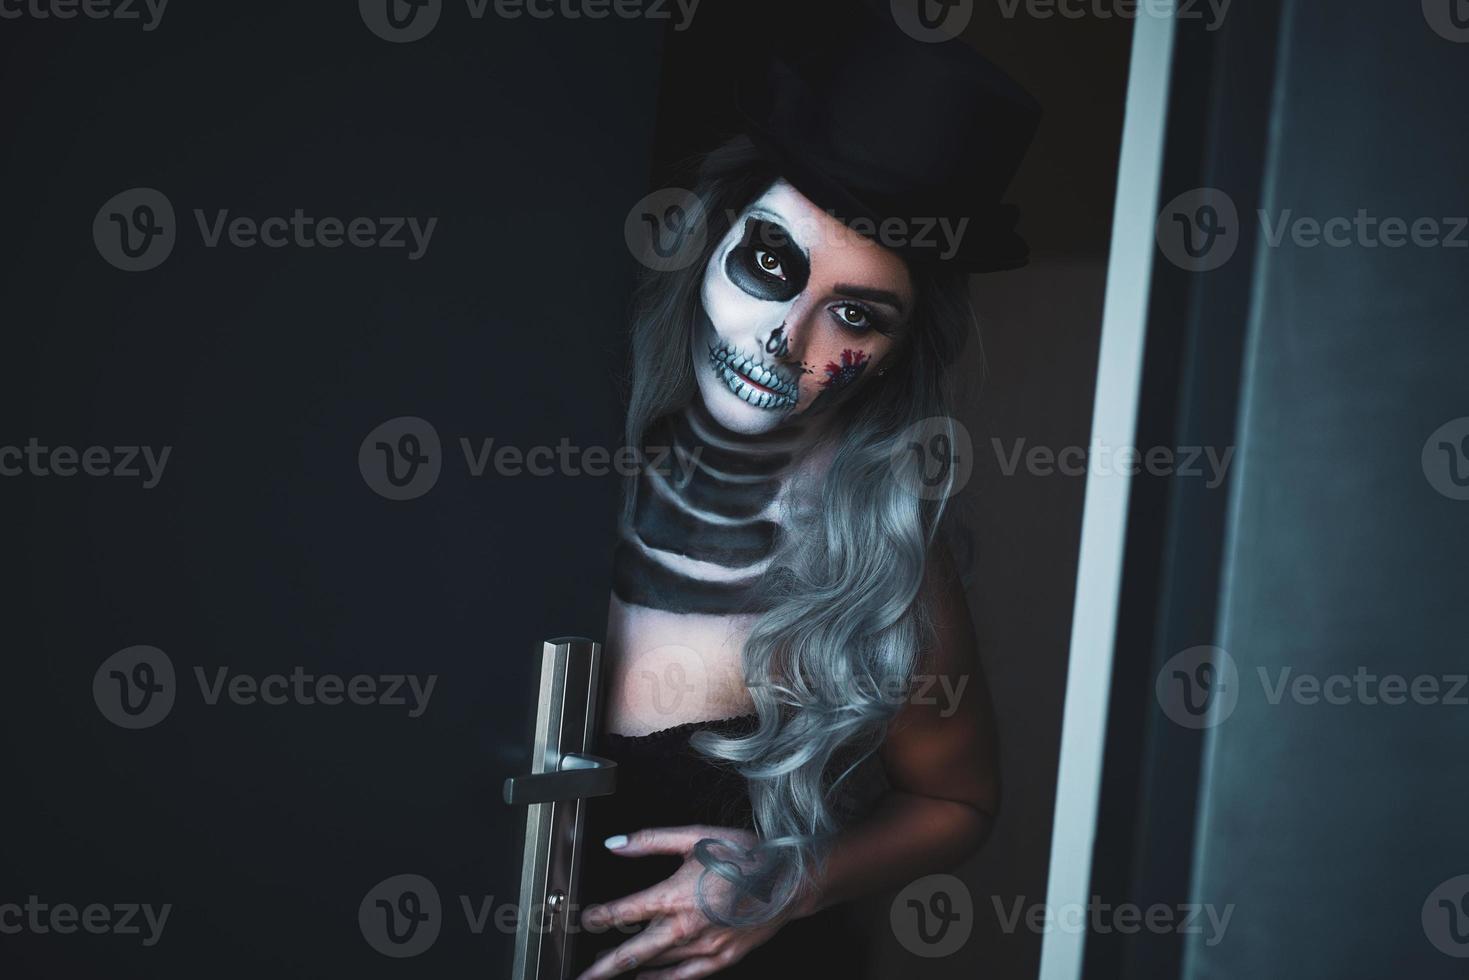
xmin=819 ymin=349 xmax=871 ymax=390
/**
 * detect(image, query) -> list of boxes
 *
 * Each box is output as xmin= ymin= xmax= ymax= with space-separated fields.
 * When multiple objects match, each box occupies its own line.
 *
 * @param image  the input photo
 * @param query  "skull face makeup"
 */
xmin=693 ymin=181 xmax=914 ymax=435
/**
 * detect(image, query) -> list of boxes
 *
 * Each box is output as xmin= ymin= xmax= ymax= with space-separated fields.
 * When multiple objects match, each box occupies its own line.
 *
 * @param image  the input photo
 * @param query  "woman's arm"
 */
xmin=575 ymin=546 xmax=997 ymax=979
xmin=794 ymin=543 xmax=999 ymax=917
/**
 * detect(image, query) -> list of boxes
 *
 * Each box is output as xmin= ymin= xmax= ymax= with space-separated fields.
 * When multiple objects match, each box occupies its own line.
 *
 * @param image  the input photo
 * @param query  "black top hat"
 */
xmin=737 ymin=9 xmax=1041 ymax=273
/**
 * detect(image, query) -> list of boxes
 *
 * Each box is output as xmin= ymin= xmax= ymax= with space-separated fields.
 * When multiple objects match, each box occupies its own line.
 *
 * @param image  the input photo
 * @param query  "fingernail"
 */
xmin=604 ymin=834 xmax=629 ymax=850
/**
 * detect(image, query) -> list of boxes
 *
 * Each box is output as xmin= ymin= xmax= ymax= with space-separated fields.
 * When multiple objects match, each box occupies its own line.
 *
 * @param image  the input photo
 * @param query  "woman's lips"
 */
xmin=708 ymin=343 xmax=799 ymax=411
xmin=731 ymin=365 xmax=778 ymax=394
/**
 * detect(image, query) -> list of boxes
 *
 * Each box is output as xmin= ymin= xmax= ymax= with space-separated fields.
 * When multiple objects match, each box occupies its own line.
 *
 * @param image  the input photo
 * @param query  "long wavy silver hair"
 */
xmin=622 ymin=136 xmax=979 ymax=927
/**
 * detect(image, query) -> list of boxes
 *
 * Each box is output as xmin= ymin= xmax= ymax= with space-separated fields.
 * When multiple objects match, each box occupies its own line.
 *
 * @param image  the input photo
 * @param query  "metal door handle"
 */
xmin=506 ymin=637 xmax=611 ymax=980
xmin=503 ymin=752 xmax=618 ymax=806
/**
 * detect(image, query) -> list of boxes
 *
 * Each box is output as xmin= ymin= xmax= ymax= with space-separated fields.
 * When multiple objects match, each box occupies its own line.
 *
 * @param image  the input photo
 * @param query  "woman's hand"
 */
xmin=574 ymin=825 xmax=799 ymax=980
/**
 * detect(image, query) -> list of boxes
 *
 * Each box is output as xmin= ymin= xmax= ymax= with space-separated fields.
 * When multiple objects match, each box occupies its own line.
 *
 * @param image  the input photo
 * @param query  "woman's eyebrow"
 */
xmin=834 ymin=283 xmax=907 ymax=314
xmin=745 ymin=208 xmax=808 ymax=257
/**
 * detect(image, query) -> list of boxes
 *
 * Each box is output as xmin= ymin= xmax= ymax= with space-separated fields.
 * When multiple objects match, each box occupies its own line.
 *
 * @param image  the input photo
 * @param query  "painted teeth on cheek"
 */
xmin=707 ymin=342 xmax=797 ymax=411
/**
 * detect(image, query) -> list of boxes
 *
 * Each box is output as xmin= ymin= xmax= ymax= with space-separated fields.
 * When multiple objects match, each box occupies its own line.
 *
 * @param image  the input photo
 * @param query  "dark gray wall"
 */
xmin=1184 ymin=2 xmax=1469 ymax=977
xmin=0 ymin=9 xmax=664 ymax=977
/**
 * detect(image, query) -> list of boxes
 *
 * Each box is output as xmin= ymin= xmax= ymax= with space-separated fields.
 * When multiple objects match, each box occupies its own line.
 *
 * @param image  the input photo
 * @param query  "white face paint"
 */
xmin=692 ymin=181 xmax=913 ymax=435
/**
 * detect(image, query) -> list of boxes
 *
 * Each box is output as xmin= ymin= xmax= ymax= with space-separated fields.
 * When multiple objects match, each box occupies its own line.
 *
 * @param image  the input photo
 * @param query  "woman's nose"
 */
xmin=768 ymin=305 xmax=819 ymax=365
xmin=760 ymin=321 xmax=793 ymax=360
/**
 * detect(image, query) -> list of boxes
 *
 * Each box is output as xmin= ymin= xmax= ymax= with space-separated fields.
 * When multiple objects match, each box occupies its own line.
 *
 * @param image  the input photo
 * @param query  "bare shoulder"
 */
xmin=878 ymin=539 xmax=999 ymax=815
xmin=917 ymin=540 xmax=980 ymax=676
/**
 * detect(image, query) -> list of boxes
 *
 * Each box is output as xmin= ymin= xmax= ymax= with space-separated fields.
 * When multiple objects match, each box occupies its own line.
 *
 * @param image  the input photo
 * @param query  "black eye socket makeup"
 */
xmin=725 ymin=217 xmax=811 ymax=302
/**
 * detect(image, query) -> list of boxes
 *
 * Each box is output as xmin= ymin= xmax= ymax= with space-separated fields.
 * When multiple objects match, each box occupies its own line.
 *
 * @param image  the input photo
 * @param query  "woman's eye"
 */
xmin=754 ymin=249 xmax=785 ymax=279
xmin=835 ymin=303 xmax=870 ymax=330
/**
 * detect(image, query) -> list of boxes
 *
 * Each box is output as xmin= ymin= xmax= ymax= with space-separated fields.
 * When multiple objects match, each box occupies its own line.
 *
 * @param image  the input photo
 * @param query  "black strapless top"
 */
xmin=572 ymin=716 xmax=868 ymax=978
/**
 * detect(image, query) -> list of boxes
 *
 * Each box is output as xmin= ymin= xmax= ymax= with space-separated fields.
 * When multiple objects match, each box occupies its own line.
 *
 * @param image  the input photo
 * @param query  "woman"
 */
xmin=574 ymin=14 xmax=1039 ymax=979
